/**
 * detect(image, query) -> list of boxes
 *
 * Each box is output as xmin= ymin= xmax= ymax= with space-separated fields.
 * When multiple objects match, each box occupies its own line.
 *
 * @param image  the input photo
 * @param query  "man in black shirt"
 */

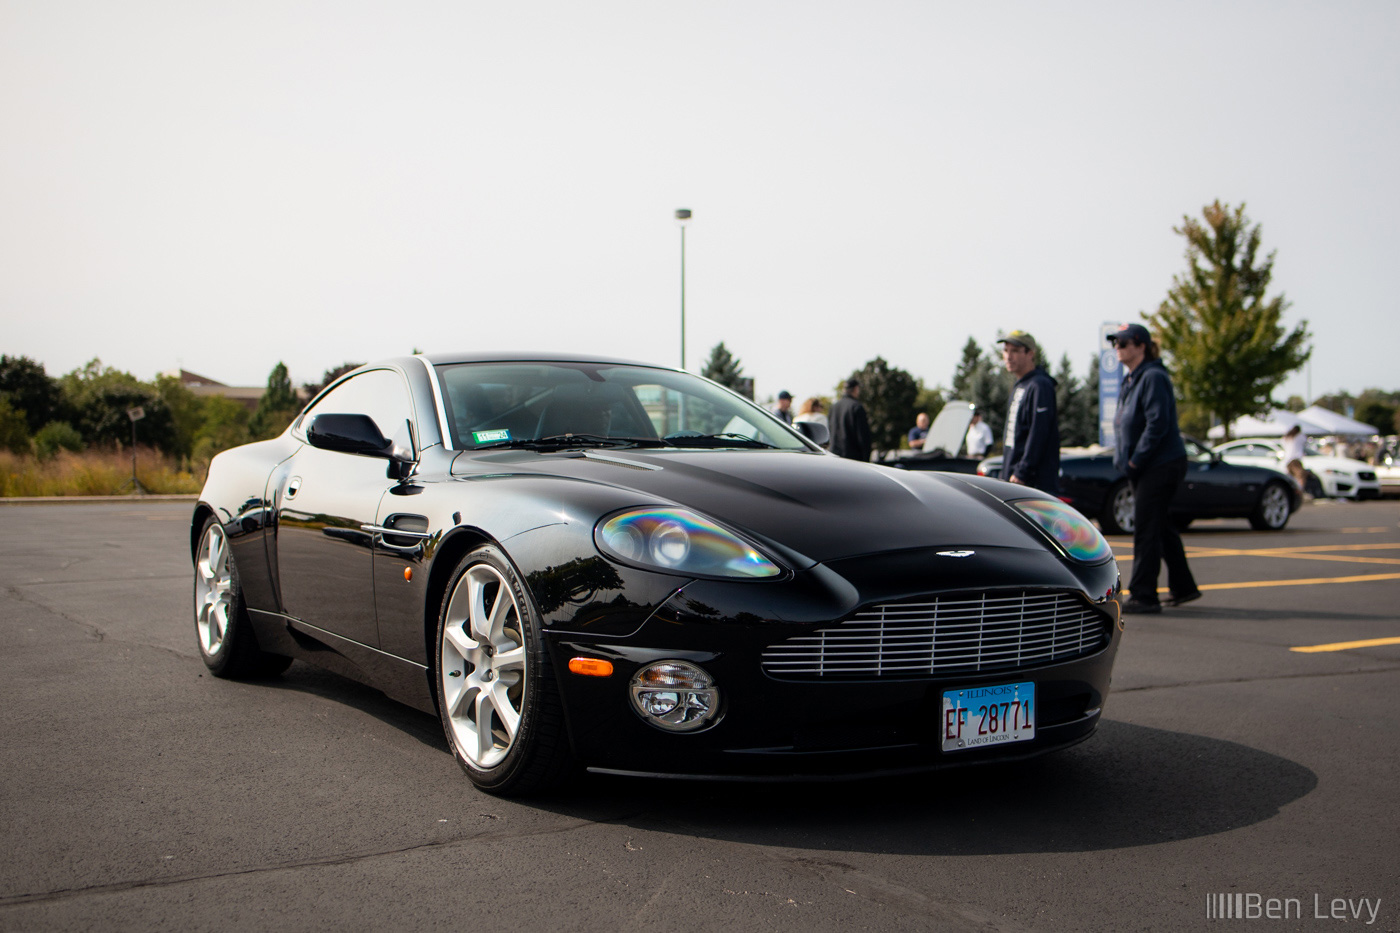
xmin=828 ymin=378 xmax=871 ymax=462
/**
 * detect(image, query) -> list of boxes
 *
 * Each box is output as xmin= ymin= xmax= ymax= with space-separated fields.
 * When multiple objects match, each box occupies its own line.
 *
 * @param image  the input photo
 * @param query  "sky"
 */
xmin=3 ymin=1 xmax=1397 ymax=409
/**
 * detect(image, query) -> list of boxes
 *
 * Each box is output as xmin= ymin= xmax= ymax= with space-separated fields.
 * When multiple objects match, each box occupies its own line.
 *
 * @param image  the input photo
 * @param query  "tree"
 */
xmin=950 ymin=338 xmax=985 ymax=401
xmin=303 ymin=362 xmax=365 ymax=401
xmin=1056 ymin=354 xmax=1100 ymax=448
xmin=251 ymin=362 xmax=301 ymax=439
xmin=1146 ymin=201 xmax=1311 ymax=440
xmin=0 ymin=395 xmax=29 ymax=453
xmin=700 ymin=343 xmax=745 ymax=392
xmin=58 ymin=359 xmax=176 ymax=451
xmin=0 ymin=355 xmax=65 ymax=434
xmin=848 ymin=357 xmax=919 ymax=453
xmin=945 ymin=337 xmax=1011 ymax=445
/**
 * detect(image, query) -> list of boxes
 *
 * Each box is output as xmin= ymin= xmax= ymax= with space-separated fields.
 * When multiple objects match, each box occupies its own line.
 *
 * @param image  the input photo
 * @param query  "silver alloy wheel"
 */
xmin=440 ymin=563 xmax=527 ymax=770
xmin=195 ymin=522 xmax=234 ymax=656
xmin=1259 ymin=483 xmax=1290 ymax=528
xmin=1111 ymin=484 xmax=1136 ymax=535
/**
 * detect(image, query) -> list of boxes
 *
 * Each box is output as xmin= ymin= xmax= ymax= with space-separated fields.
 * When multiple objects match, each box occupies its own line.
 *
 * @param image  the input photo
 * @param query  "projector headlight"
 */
xmin=595 ymin=507 xmax=782 ymax=579
xmin=1013 ymin=498 xmax=1114 ymax=564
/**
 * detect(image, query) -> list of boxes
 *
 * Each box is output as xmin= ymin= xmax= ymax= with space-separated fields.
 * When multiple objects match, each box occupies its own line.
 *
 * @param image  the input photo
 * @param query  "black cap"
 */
xmin=1107 ymin=322 xmax=1151 ymax=345
xmin=777 ymin=390 xmax=792 ymax=400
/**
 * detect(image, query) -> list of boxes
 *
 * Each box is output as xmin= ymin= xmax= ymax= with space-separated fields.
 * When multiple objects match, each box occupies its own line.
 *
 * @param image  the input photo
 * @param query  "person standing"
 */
xmin=1281 ymin=424 xmax=1310 ymax=499
xmin=771 ymin=390 xmax=794 ymax=425
xmin=828 ymin=378 xmax=871 ymax=461
xmin=1108 ymin=322 xmax=1199 ymax=614
xmin=997 ymin=331 xmax=1060 ymax=494
xmin=794 ymin=397 xmax=827 ymax=428
xmin=965 ymin=410 xmax=993 ymax=458
xmin=908 ymin=412 xmax=930 ymax=450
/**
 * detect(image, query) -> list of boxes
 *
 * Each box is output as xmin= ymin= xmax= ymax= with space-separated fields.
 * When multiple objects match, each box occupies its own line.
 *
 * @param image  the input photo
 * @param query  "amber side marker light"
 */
xmin=568 ymin=657 xmax=615 ymax=677
xmin=404 ymin=567 xmax=413 ymax=582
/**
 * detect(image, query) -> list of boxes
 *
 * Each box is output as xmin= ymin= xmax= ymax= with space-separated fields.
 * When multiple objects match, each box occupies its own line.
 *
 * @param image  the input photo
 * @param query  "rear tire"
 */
xmin=1100 ymin=481 xmax=1134 ymax=536
xmin=1249 ymin=481 xmax=1293 ymax=531
xmin=194 ymin=516 xmax=292 ymax=679
xmin=435 ymin=545 xmax=574 ymax=795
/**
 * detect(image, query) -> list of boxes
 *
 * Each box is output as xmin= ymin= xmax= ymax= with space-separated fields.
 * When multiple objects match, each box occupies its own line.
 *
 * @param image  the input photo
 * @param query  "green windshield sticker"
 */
xmin=472 ymin=429 xmax=510 ymax=443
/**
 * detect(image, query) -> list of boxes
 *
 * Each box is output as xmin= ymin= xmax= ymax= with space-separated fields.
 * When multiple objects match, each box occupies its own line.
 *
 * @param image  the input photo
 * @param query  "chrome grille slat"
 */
xmin=761 ymin=590 xmax=1108 ymax=679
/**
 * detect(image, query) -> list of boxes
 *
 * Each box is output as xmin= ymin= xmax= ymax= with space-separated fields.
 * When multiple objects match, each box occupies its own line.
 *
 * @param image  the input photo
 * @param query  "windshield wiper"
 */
xmin=662 ymin=432 xmax=777 ymax=449
xmin=474 ymin=434 xmax=668 ymax=451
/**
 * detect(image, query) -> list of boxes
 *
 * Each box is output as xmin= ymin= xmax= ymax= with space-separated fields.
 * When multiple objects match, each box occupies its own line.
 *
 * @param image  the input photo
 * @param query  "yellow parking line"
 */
xmin=1290 ymin=637 xmax=1400 ymax=654
xmin=1180 ymin=572 xmax=1400 ymax=592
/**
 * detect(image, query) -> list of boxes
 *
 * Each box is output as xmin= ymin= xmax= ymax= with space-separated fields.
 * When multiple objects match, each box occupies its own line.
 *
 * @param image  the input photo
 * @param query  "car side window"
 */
xmin=301 ymin=369 xmax=414 ymax=448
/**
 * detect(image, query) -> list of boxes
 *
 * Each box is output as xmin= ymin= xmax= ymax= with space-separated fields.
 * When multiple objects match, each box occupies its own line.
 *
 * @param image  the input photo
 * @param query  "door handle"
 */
xmin=286 ymin=476 xmax=302 ymax=499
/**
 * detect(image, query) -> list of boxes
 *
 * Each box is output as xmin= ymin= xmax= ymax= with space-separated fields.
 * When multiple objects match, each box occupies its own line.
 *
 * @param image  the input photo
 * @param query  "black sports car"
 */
xmin=193 ymin=354 xmax=1122 ymax=794
xmin=977 ymin=437 xmax=1299 ymax=535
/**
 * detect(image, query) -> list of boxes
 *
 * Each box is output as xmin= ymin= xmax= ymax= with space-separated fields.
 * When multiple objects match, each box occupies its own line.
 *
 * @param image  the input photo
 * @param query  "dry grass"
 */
xmin=0 ymin=447 xmax=202 ymax=497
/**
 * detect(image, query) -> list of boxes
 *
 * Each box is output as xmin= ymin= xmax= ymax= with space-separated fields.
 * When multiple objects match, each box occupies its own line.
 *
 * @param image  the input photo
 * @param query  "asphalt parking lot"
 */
xmin=1 ymin=498 xmax=1397 ymax=932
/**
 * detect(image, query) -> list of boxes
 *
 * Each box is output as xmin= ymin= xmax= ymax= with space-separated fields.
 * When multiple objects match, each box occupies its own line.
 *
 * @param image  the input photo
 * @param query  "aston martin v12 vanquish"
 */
xmin=192 ymin=354 xmax=1122 ymax=794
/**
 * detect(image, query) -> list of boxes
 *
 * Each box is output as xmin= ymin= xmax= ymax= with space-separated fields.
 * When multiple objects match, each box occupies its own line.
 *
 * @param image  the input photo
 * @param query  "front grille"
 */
xmin=761 ymin=590 xmax=1109 ymax=680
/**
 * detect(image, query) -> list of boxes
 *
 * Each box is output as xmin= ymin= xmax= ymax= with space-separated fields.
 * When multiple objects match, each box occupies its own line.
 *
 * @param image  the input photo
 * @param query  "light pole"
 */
xmin=675 ymin=208 xmax=691 ymax=369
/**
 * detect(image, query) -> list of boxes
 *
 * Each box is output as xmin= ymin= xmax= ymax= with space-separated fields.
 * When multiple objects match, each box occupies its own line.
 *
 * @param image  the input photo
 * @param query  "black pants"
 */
xmin=1128 ymin=457 xmax=1197 ymax=604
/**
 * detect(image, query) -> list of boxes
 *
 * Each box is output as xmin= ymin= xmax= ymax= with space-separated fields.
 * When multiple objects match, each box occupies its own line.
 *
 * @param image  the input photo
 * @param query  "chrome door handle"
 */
xmin=286 ymin=477 xmax=302 ymax=498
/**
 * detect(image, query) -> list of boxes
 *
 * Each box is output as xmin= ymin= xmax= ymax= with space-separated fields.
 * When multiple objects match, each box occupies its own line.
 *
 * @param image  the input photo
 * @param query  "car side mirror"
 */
xmin=306 ymin=413 xmax=397 ymax=459
xmin=795 ymin=420 xmax=829 ymax=448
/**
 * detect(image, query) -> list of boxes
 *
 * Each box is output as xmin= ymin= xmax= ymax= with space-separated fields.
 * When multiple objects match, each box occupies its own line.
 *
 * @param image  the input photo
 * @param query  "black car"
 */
xmin=977 ymin=437 xmax=1299 ymax=534
xmin=193 ymin=354 xmax=1122 ymax=794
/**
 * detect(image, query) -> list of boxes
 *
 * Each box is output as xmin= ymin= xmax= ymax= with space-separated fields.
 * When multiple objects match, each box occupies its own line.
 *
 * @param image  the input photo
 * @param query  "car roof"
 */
xmin=419 ymin=351 xmax=666 ymax=369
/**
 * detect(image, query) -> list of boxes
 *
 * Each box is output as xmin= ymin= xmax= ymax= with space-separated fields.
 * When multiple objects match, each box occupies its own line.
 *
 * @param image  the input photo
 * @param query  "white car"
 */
xmin=1211 ymin=438 xmax=1381 ymax=500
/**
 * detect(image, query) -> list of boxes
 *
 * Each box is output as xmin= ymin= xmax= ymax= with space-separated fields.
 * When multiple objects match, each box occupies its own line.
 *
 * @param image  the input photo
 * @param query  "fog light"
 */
xmin=629 ymin=661 xmax=720 ymax=732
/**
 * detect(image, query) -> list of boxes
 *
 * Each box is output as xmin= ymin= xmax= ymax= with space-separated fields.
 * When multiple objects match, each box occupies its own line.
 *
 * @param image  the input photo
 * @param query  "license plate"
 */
xmin=941 ymin=681 xmax=1036 ymax=752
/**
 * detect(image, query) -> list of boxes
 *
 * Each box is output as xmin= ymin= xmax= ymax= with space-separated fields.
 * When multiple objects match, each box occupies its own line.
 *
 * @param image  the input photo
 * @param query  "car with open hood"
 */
xmin=192 ymin=354 xmax=1122 ymax=794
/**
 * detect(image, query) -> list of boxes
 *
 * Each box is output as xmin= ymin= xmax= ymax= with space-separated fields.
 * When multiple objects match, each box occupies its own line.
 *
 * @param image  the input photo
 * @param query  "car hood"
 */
xmin=458 ymin=448 xmax=1050 ymax=564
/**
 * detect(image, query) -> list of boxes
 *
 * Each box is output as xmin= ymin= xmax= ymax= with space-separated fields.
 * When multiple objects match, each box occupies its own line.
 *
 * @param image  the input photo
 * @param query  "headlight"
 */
xmin=595 ymin=507 xmax=782 ymax=579
xmin=1012 ymin=499 xmax=1114 ymax=564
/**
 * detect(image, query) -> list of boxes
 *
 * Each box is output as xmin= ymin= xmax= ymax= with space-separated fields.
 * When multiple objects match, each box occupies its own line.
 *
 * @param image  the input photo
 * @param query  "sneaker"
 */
xmin=1166 ymin=590 xmax=1202 ymax=608
xmin=1122 ymin=598 xmax=1162 ymax=615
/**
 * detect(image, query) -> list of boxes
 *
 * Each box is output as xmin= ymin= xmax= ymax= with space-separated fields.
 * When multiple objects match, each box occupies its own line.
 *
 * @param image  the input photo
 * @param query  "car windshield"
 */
xmin=433 ymin=361 xmax=812 ymax=452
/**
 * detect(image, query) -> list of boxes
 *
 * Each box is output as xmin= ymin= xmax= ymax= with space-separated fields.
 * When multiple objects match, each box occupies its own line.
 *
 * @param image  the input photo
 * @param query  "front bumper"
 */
xmin=548 ymin=546 xmax=1121 ymax=779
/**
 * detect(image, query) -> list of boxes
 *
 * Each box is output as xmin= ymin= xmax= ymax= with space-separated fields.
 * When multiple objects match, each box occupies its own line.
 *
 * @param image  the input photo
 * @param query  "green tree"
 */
xmin=191 ymin=395 xmax=252 ymax=469
xmin=1055 ymin=354 xmax=1100 ymax=448
xmin=847 ymin=357 xmax=919 ymax=454
xmin=1146 ymin=201 xmax=1311 ymax=440
xmin=302 ymin=362 xmax=365 ymax=402
xmin=33 ymin=421 xmax=84 ymax=460
xmin=0 ymin=355 xmax=65 ymax=433
xmin=155 ymin=374 xmax=205 ymax=461
xmin=251 ymin=362 xmax=302 ymax=439
xmin=950 ymin=338 xmax=986 ymax=401
xmin=700 ymin=343 xmax=745 ymax=392
xmin=58 ymin=359 xmax=176 ymax=451
xmin=0 ymin=395 xmax=29 ymax=453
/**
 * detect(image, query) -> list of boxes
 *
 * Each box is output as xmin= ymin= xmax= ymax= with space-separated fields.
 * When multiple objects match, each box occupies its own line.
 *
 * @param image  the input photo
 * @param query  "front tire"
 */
xmin=435 ymin=545 xmax=573 ymax=795
xmin=1249 ymin=481 xmax=1293 ymax=531
xmin=194 ymin=516 xmax=292 ymax=679
xmin=1100 ymin=481 xmax=1135 ymax=536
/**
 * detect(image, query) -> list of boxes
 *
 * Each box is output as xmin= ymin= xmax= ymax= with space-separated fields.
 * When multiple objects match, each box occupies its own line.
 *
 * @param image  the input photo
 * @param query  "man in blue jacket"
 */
xmin=1109 ymin=322 xmax=1200 ymax=614
xmin=997 ymin=330 xmax=1060 ymax=495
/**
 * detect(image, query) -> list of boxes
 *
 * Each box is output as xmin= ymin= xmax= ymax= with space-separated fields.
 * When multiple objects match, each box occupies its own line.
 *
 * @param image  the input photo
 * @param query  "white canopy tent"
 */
xmin=1297 ymin=405 xmax=1380 ymax=437
xmin=1207 ymin=411 xmax=1330 ymax=440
